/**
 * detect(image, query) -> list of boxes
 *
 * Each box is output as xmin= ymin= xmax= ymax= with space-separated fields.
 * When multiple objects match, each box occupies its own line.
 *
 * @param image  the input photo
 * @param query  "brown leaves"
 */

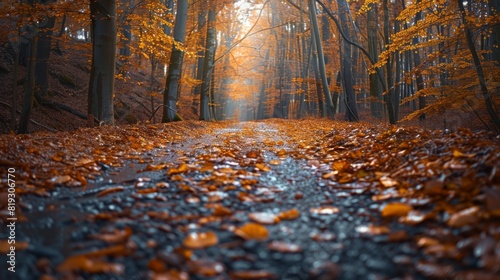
xmin=57 ymin=255 xmax=125 ymax=275
xmin=381 ymin=203 xmax=413 ymax=218
xmin=183 ymin=231 xmax=218 ymax=249
xmin=310 ymin=206 xmax=340 ymax=215
xmin=234 ymin=223 xmax=269 ymax=241
xmin=447 ymin=206 xmax=479 ymax=227
xmin=248 ymin=212 xmax=280 ymax=225
xmin=278 ymin=208 xmax=300 ymax=220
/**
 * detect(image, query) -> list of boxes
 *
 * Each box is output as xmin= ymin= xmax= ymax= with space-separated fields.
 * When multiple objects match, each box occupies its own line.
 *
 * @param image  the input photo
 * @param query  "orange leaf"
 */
xmin=267 ymin=241 xmax=302 ymax=253
xmin=234 ymin=223 xmax=269 ymax=241
xmin=278 ymin=208 xmax=300 ymax=220
xmin=381 ymin=203 xmax=413 ymax=218
xmin=212 ymin=204 xmax=233 ymax=217
xmin=447 ymin=206 xmax=479 ymax=227
xmin=90 ymin=227 xmax=132 ymax=244
xmin=230 ymin=270 xmax=276 ymax=279
xmin=310 ymin=206 xmax=340 ymax=215
xmin=183 ymin=231 xmax=218 ymax=249
xmin=57 ymin=255 xmax=124 ymax=274
xmin=96 ymin=186 xmax=125 ymax=197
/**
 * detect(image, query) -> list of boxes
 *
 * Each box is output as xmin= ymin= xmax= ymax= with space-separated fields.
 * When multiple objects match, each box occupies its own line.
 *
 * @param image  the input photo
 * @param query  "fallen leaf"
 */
xmin=447 ymin=206 xmax=479 ymax=227
xmin=57 ymin=255 xmax=124 ymax=274
xmin=230 ymin=270 xmax=276 ymax=279
xmin=248 ymin=212 xmax=280 ymax=224
xmin=255 ymin=163 xmax=271 ymax=172
xmin=379 ymin=177 xmax=398 ymax=187
xmin=90 ymin=227 xmax=132 ymax=244
xmin=0 ymin=240 xmax=28 ymax=253
xmin=150 ymin=269 xmax=189 ymax=280
xmin=381 ymin=203 xmax=413 ymax=218
xmin=310 ymin=232 xmax=336 ymax=242
xmin=278 ymin=208 xmax=300 ymax=220
xmin=168 ymin=163 xmax=189 ymax=175
xmin=267 ymin=241 xmax=302 ymax=253
xmin=355 ymin=224 xmax=390 ymax=235
xmin=212 ymin=204 xmax=233 ymax=216
xmin=415 ymin=261 xmax=453 ymax=278
xmin=310 ymin=206 xmax=340 ymax=215
xmin=188 ymin=259 xmax=225 ymax=276
xmin=96 ymin=186 xmax=125 ymax=197
xmin=234 ymin=223 xmax=269 ymax=241
xmin=183 ymin=231 xmax=218 ymax=249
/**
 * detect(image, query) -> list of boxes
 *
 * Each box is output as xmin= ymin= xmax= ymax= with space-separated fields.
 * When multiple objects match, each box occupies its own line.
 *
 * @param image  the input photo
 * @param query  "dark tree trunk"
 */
xmin=199 ymin=5 xmax=216 ymax=121
xmin=35 ymin=16 xmax=55 ymax=98
xmin=459 ymin=0 xmax=500 ymax=130
xmin=18 ymin=25 xmax=38 ymax=134
xmin=162 ymin=0 xmax=188 ymax=122
xmin=88 ymin=0 xmax=117 ymax=125
xmin=337 ymin=0 xmax=359 ymax=121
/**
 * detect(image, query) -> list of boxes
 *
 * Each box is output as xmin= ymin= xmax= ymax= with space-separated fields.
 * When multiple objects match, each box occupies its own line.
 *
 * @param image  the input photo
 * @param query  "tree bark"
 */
xmin=308 ymin=0 xmax=335 ymax=119
xmin=18 ymin=24 xmax=38 ymax=134
xmin=162 ymin=0 xmax=188 ymax=122
xmin=88 ymin=0 xmax=117 ymax=125
xmin=337 ymin=0 xmax=359 ymax=121
xmin=459 ymin=0 xmax=500 ymax=130
xmin=199 ymin=4 xmax=216 ymax=121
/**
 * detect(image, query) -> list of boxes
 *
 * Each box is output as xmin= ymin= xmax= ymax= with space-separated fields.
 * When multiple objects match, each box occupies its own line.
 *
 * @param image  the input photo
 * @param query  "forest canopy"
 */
xmin=0 ymin=0 xmax=499 ymax=133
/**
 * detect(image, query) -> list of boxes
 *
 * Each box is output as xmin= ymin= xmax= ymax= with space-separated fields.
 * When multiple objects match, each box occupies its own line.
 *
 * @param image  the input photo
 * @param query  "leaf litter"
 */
xmin=0 ymin=119 xmax=499 ymax=279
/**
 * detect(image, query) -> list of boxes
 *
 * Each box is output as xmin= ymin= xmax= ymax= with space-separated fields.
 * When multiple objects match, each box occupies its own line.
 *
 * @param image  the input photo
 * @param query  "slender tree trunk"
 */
xmin=367 ymin=4 xmax=382 ymax=119
xmin=199 ymin=4 xmax=216 ymax=121
xmin=382 ymin=0 xmax=397 ymax=124
xmin=192 ymin=9 xmax=207 ymax=113
xmin=337 ymin=0 xmax=359 ymax=121
xmin=310 ymin=33 xmax=325 ymax=117
xmin=309 ymin=0 xmax=335 ymax=119
xmin=459 ymin=0 xmax=500 ymax=130
xmin=35 ymin=16 xmax=55 ymax=98
xmin=162 ymin=0 xmax=188 ymax=122
xmin=257 ymin=50 xmax=271 ymax=120
xmin=88 ymin=0 xmax=117 ymax=125
xmin=11 ymin=40 xmax=20 ymax=131
xmin=18 ymin=25 xmax=38 ymax=134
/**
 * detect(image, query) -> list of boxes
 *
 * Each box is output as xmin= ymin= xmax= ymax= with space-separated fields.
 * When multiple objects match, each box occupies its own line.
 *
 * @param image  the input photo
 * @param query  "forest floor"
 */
xmin=1 ymin=119 xmax=500 ymax=279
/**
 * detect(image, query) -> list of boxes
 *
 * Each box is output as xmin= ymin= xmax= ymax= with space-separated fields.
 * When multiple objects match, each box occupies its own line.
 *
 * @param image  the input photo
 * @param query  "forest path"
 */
xmin=1 ymin=119 xmax=500 ymax=279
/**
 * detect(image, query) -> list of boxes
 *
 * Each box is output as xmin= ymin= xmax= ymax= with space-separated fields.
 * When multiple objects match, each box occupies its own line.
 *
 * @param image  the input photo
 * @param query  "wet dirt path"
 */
xmin=3 ymin=120 xmax=499 ymax=279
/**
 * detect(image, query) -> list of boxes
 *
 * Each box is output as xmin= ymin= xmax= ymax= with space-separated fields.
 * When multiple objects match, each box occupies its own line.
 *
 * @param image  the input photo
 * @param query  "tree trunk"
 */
xmin=337 ymin=0 xmax=359 ymax=121
xmin=192 ymin=9 xmax=207 ymax=113
xmin=88 ymin=0 xmax=117 ymax=125
xmin=367 ymin=4 xmax=383 ymax=119
xmin=309 ymin=0 xmax=335 ymax=119
xmin=162 ymin=0 xmax=188 ymax=122
xmin=381 ymin=0 xmax=397 ymax=124
xmin=18 ymin=24 xmax=38 ymax=134
xmin=199 ymin=5 xmax=216 ymax=121
xmin=35 ymin=16 xmax=55 ymax=98
xmin=459 ymin=0 xmax=500 ymax=130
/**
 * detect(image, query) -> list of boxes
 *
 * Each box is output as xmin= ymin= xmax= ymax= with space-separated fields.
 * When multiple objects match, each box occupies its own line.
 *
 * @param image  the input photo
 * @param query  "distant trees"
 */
xmin=1 ymin=0 xmax=499 ymax=132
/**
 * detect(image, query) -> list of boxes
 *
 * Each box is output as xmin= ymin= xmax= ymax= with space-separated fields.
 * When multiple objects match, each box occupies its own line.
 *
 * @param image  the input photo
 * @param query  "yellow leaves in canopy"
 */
xmin=183 ymin=231 xmax=218 ymax=249
xmin=234 ymin=223 xmax=269 ymax=241
xmin=381 ymin=203 xmax=413 ymax=218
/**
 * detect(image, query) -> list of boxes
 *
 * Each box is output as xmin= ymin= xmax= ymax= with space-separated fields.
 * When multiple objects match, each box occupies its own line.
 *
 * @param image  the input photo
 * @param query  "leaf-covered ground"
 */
xmin=1 ymin=119 xmax=500 ymax=279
